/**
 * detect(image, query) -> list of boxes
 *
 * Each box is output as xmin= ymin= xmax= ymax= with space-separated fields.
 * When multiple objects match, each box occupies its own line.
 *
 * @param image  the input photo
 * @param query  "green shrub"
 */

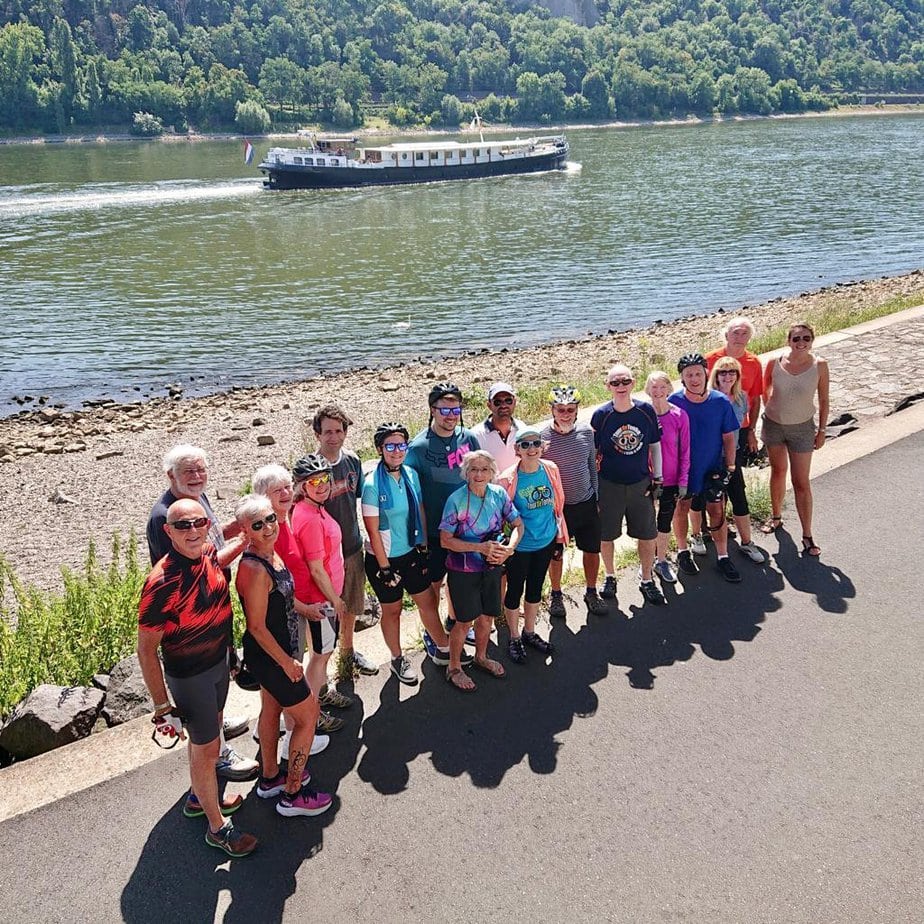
xmin=0 ymin=535 xmax=146 ymax=719
xmin=130 ymin=111 xmax=163 ymax=136
xmin=234 ymin=99 xmax=271 ymax=134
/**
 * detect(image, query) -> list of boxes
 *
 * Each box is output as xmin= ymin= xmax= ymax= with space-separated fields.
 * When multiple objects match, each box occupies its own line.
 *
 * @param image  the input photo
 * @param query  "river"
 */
xmin=1 ymin=113 xmax=922 ymax=415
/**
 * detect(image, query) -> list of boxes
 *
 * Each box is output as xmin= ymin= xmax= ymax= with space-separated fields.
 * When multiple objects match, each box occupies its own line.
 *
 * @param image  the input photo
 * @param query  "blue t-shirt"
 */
xmin=438 ymin=483 xmax=519 ymax=573
xmin=590 ymin=399 xmax=661 ymax=485
xmin=510 ymin=467 xmax=558 ymax=552
xmin=667 ymin=389 xmax=739 ymax=494
xmin=361 ymin=467 xmax=422 ymax=559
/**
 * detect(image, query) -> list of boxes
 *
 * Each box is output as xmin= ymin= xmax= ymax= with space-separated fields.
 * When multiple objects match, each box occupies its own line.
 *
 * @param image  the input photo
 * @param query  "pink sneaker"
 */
xmin=276 ymin=786 xmax=333 ymax=817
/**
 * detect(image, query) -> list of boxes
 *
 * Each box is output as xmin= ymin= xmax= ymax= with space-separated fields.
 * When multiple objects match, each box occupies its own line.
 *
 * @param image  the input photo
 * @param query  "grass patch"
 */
xmin=0 ymin=535 xmax=146 ymax=719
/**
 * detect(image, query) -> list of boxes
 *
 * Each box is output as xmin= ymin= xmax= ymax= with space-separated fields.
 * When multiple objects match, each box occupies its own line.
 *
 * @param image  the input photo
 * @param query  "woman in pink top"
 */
xmin=760 ymin=323 xmax=830 ymax=556
xmin=291 ymin=454 xmax=346 ymax=717
xmin=644 ymin=371 xmax=691 ymax=584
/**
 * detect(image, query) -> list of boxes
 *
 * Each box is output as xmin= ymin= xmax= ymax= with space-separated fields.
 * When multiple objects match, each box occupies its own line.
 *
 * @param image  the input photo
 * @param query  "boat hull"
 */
xmin=261 ymin=149 xmax=568 ymax=190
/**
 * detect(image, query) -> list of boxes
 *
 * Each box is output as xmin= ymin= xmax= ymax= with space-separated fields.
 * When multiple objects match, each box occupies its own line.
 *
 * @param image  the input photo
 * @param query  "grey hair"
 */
xmin=722 ymin=316 xmax=756 ymax=339
xmin=644 ymin=370 xmax=673 ymax=395
xmin=460 ymin=449 xmax=498 ymax=480
xmin=252 ymin=463 xmax=292 ymax=496
xmin=162 ymin=443 xmax=208 ymax=476
xmin=234 ymin=493 xmax=273 ymax=526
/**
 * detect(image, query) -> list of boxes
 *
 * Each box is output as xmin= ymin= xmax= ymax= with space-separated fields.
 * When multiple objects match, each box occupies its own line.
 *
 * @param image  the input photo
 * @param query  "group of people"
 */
xmin=137 ymin=318 xmax=829 ymax=858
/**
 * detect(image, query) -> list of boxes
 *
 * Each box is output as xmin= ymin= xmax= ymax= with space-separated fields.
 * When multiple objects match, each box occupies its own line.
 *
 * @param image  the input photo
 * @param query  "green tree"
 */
xmin=49 ymin=17 xmax=78 ymax=124
xmin=735 ymin=66 xmax=773 ymax=114
xmin=439 ymin=92 xmax=462 ymax=127
xmin=0 ymin=22 xmax=45 ymax=128
xmin=581 ymin=68 xmax=613 ymax=119
xmin=234 ymin=98 xmax=270 ymax=133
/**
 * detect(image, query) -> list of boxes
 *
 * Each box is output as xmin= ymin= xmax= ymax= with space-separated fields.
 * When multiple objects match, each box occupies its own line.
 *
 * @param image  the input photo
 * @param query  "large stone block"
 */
xmin=0 ymin=685 xmax=105 ymax=759
xmin=101 ymin=654 xmax=153 ymax=726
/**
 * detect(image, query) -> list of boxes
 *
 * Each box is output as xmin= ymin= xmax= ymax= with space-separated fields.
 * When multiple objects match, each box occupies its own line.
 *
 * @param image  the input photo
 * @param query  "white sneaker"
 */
xmin=280 ymin=731 xmax=329 ymax=760
xmin=222 ymin=714 xmax=249 ymax=739
xmin=215 ymin=745 xmax=259 ymax=781
xmin=689 ymin=533 xmax=708 ymax=556
xmin=738 ymin=540 xmax=765 ymax=563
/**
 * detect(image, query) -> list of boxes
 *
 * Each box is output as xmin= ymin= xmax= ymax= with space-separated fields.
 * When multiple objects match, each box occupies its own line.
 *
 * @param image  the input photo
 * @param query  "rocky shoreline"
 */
xmin=1 ymin=270 xmax=922 ymax=592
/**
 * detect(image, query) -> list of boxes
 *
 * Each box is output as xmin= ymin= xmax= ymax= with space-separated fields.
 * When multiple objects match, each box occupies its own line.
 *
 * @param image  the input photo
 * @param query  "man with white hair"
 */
xmin=146 ymin=444 xmax=257 ymax=781
xmin=590 ymin=364 xmax=665 ymax=607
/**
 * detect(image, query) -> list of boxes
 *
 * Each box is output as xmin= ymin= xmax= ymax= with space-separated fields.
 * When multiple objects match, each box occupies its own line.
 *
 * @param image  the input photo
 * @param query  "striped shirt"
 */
xmin=539 ymin=422 xmax=598 ymax=505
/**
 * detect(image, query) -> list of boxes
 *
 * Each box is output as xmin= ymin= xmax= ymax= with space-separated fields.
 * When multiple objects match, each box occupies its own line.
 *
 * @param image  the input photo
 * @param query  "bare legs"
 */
xmin=767 ymin=444 xmax=815 ymax=538
xmin=258 ymin=687 xmax=319 ymax=794
xmin=188 ymin=737 xmax=223 ymax=831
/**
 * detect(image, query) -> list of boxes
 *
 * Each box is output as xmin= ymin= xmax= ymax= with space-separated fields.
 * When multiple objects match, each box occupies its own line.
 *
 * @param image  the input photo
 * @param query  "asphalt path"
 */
xmin=1 ymin=433 xmax=921 ymax=923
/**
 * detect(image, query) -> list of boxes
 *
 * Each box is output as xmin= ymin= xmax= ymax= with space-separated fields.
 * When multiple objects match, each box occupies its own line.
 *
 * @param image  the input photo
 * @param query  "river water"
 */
xmin=1 ymin=114 xmax=922 ymax=415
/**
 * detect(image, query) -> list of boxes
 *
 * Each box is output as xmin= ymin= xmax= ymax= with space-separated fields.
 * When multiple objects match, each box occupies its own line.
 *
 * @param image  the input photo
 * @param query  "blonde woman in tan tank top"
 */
xmin=760 ymin=323 xmax=830 ymax=556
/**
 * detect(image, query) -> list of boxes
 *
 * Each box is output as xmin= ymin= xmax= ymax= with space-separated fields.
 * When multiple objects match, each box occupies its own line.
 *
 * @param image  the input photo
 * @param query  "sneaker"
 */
xmin=316 ymin=711 xmax=345 ymax=733
xmin=548 ymin=591 xmax=566 ymax=619
xmin=737 ymin=540 xmax=765 ymax=563
xmin=257 ymin=767 xmax=311 ymax=799
xmin=653 ymin=559 xmax=677 ymax=583
xmin=521 ymin=630 xmax=554 ymax=655
xmin=346 ymin=648 xmax=379 ymax=676
xmin=424 ymin=637 xmax=473 ymax=667
xmin=601 ymin=576 xmax=617 ymax=599
xmin=507 ymin=638 xmax=527 ymax=664
xmin=276 ymin=785 xmax=333 ymax=818
xmin=183 ymin=791 xmax=243 ymax=818
xmin=717 ymin=556 xmax=742 ymax=583
xmin=280 ymin=731 xmax=329 ymax=761
xmin=318 ymin=687 xmax=352 ymax=709
xmin=689 ymin=533 xmax=707 ymax=555
xmin=676 ymin=550 xmax=699 ymax=575
xmin=216 ymin=746 xmax=260 ymax=781
xmin=584 ymin=589 xmax=609 ymax=616
xmin=390 ymin=655 xmax=419 ymax=686
xmin=222 ymin=715 xmax=249 ymax=740
xmin=639 ymin=579 xmax=666 ymax=605
xmin=205 ymin=821 xmax=258 ymax=858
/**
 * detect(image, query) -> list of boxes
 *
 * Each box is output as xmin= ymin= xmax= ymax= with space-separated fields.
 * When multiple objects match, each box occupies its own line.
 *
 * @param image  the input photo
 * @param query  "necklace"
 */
xmin=464 ymin=487 xmax=488 ymax=532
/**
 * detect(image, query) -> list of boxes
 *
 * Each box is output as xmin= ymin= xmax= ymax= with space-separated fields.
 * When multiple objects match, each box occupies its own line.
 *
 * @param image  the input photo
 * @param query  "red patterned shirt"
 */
xmin=138 ymin=544 xmax=232 ymax=678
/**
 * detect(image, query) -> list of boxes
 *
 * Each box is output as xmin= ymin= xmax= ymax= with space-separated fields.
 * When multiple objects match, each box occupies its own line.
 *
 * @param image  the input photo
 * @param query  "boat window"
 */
xmin=294 ymin=156 xmax=303 ymax=165
xmin=474 ymin=149 xmax=480 ymax=157
xmin=431 ymin=152 xmax=440 ymax=161
xmin=304 ymin=157 xmax=313 ymax=165
xmin=416 ymin=152 xmax=425 ymax=161
xmin=402 ymin=153 xmax=408 ymax=160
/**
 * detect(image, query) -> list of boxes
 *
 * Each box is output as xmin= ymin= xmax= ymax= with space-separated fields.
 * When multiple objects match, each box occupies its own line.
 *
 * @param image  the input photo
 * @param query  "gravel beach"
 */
xmin=2 ymin=270 xmax=922 ymax=592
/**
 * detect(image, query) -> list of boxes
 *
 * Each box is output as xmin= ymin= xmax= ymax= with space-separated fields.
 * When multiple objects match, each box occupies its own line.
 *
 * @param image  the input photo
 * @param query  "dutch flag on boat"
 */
xmin=243 ymin=140 xmax=254 ymax=165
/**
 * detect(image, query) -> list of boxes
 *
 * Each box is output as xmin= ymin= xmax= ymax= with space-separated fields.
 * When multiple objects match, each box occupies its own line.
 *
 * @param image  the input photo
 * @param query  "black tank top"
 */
xmin=241 ymin=552 xmax=298 ymax=656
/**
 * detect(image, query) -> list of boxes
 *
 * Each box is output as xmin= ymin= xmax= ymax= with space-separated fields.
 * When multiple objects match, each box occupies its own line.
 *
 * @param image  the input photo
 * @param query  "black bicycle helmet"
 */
xmin=292 ymin=453 xmax=332 ymax=482
xmin=549 ymin=385 xmax=582 ymax=405
xmin=427 ymin=381 xmax=463 ymax=406
xmin=374 ymin=422 xmax=410 ymax=449
xmin=677 ymin=352 xmax=707 ymax=374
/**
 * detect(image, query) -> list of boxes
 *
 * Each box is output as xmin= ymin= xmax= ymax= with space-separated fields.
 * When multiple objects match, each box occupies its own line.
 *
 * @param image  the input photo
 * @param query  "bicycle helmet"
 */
xmin=292 ymin=453 xmax=332 ymax=482
xmin=677 ymin=352 xmax=707 ymax=374
xmin=549 ymin=385 xmax=582 ymax=406
xmin=374 ymin=422 xmax=410 ymax=449
xmin=427 ymin=381 xmax=463 ymax=406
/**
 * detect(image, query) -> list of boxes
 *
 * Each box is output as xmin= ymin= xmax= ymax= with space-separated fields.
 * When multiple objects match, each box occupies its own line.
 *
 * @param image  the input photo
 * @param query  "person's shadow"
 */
xmin=771 ymin=528 xmax=856 ymax=614
xmin=121 ymin=694 xmax=364 ymax=924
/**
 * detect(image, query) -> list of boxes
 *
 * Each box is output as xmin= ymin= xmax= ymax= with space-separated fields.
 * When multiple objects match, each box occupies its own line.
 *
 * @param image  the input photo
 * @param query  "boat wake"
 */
xmin=0 ymin=178 xmax=262 ymax=219
xmin=564 ymin=161 xmax=582 ymax=172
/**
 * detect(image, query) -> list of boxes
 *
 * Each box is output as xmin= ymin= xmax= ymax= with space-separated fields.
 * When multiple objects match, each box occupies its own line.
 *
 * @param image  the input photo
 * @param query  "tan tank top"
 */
xmin=765 ymin=357 xmax=818 ymax=425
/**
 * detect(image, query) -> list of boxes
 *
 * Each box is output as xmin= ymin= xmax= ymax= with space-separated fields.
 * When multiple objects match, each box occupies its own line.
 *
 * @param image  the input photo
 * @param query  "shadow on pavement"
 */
xmin=121 ymin=697 xmax=365 ymax=924
xmin=358 ymin=552 xmax=787 ymax=791
xmin=770 ymin=527 xmax=856 ymax=614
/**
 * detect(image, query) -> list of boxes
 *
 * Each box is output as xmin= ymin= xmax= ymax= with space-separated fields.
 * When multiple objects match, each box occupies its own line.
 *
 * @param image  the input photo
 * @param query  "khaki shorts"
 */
xmin=341 ymin=548 xmax=366 ymax=615
xmin=598 ymin=476 xmax=657 ymax=541
xmin=761 ymin=415 xmax=816 ymax=454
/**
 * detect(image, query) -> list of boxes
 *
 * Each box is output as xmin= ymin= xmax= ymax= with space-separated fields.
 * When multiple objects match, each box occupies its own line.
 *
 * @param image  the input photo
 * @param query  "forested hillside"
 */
xmin=1 ymin=0 xmax=921 ymax=134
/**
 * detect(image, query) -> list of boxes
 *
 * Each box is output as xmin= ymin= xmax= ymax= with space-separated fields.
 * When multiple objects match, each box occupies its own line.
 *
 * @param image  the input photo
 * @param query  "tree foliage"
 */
xmin=1 ymin=0 xmax=921 ymax=132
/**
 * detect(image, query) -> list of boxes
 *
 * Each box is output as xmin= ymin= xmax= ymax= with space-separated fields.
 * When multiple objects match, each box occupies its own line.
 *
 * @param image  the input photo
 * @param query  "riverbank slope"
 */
xmin=1 ymin=271 xmax=922 ymax=590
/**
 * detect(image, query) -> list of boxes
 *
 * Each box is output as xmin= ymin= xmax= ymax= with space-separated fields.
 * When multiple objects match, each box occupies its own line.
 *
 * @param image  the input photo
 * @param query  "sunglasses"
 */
xmin=492 ymin=397 xmax=515 ymax=406
xmin=517 ymin=439 xmax=543 ymax=449
xmin=790 ymin=335 xmax=813 ymax=343
xmin=435 ymin=407 xmax=462 ymax=417
xmin=608 ymin=378 xmax=633 ymax=387
xmin=717 ymin=370 xmax=739 ymax=376
xmin=250 ymin=512 xmax=278 ymax=531
xmin=307 ymin=473 xmax=331 ymax=486
xmin=383 ymin=442 xmax=408 ymax=452
xmin=167 ymin=516 xmax=210 ymax=531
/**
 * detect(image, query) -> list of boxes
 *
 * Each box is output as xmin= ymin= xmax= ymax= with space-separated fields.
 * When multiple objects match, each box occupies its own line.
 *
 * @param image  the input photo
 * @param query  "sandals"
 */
xmin=802 ymin=536 xmax=821 ymax=557
xmin=760 ymin=516 xmax=783 ymax=534
xmin=446 ymin=667 xmax=476 ymax=692
xmin=472 ymin=656 xmax=506 ymax=678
